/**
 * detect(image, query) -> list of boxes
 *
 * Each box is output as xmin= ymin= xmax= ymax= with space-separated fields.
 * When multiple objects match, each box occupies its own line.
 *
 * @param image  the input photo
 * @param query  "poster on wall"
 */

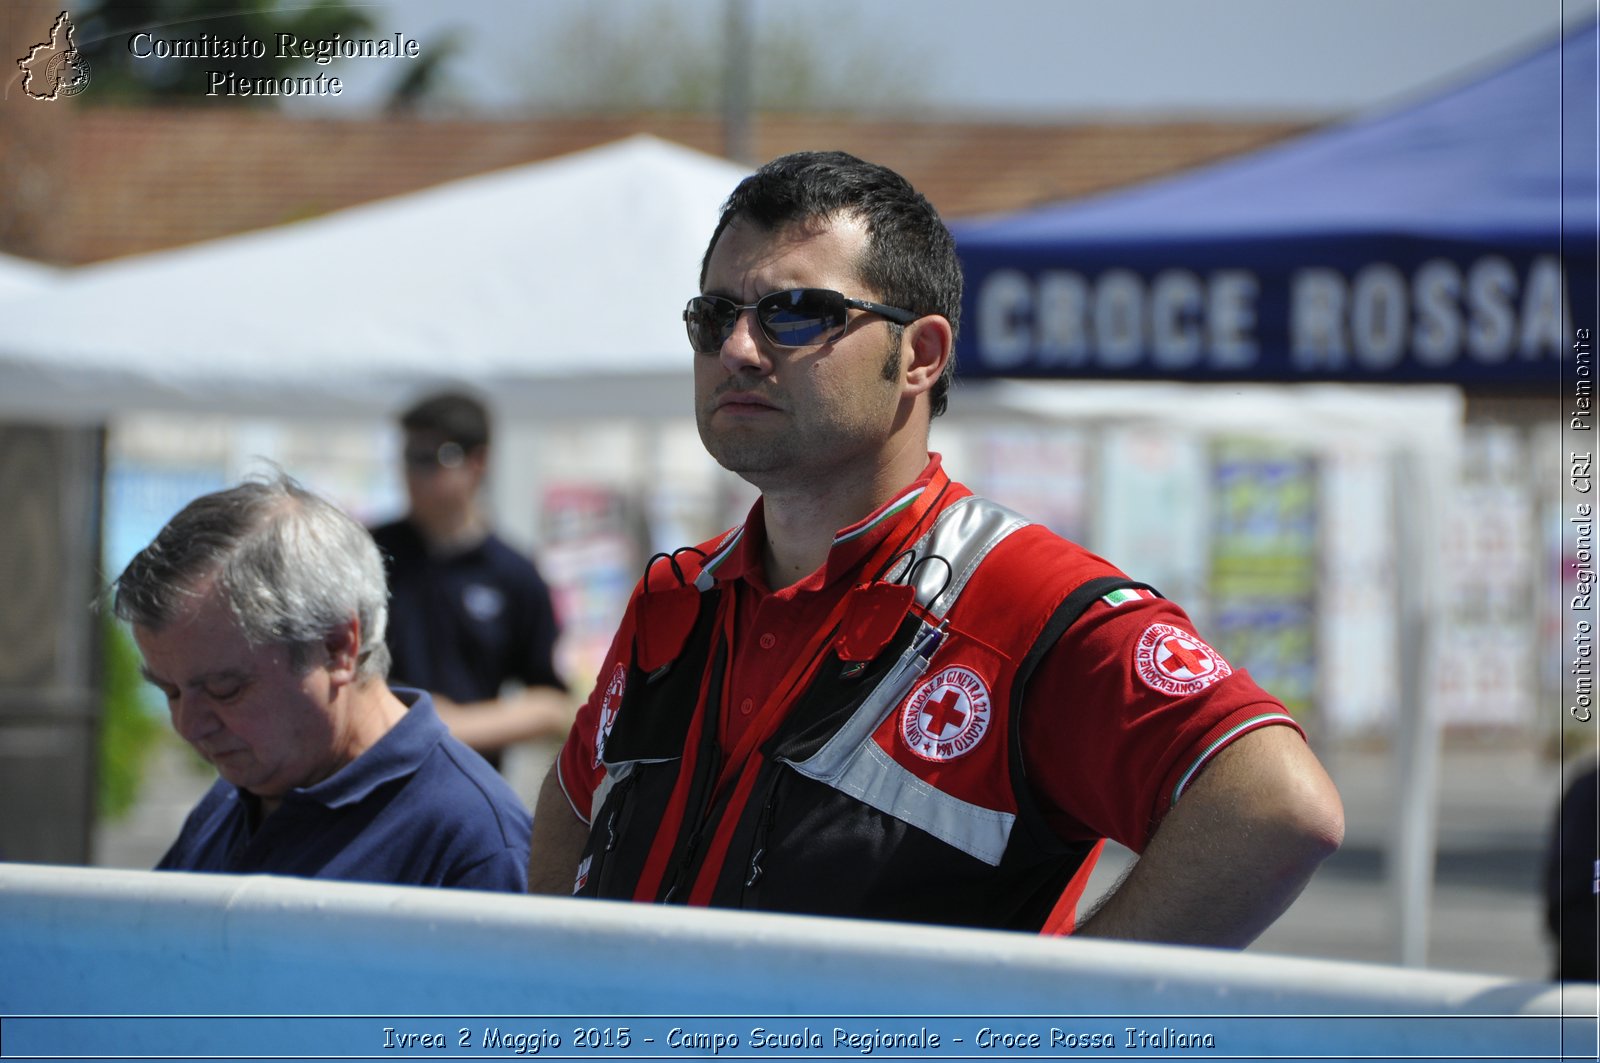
xmin=1317 ymin=447 xmax=1399 ymax=736
xmin=1208 ymin=440 xmax=1319 ymax=723
xmin=539 ymin=484 xmax=640 ymax=694
xmin=1094 ymin=428 xmax=1210 ymax=624
xmin=968 ymin=424 xmax=1092 ymax=543
xmin=1436 ymin=427 xmax=1537 ymax=730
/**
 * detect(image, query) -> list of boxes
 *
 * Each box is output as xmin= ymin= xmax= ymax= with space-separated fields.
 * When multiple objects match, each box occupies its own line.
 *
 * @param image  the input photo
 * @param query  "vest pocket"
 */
xmin=579 ymin=770 xmax=641 ymax=898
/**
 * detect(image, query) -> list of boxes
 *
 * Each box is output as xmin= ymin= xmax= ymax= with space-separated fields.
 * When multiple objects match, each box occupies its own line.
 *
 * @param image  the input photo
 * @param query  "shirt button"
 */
xmin=740 ymin=697 xmax=755 ymax=715
xmin=759 ymin=633 xmax=777 ymax=649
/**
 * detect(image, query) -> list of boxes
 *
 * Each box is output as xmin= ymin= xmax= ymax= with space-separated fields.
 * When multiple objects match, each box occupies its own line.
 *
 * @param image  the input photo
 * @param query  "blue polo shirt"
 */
xmin=371 ymin=520 xmax=565 ymax=707
xmin=156 ymin=689 xmax=531 ymax=892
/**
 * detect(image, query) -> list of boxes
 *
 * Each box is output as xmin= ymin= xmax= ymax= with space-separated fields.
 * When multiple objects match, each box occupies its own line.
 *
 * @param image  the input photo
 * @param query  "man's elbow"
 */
xmin=1278 ymin=771 xmax=1346 ymax=875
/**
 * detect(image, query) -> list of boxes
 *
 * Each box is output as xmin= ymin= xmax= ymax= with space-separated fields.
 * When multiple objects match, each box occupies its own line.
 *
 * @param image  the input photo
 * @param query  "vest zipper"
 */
xmin=659 ymin=745 xmax=722 ymax=903
xmin=744 ymin=772 xmax=783 ymax=891
xmin=586 ymin=772 xmax=637 ymax=895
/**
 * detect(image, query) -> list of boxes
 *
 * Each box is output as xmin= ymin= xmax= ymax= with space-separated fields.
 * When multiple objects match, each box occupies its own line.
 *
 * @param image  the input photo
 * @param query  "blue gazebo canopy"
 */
xmin=951 ymin=21 xmax=1598 ymax=386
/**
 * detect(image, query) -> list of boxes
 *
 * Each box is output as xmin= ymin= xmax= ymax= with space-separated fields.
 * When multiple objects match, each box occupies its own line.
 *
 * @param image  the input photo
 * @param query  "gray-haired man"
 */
xmin=114 ymin=473 xmax=532 ymax=891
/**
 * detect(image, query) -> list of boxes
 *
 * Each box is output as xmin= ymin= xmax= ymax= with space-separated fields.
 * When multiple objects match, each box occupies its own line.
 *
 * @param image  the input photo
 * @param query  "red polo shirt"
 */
xmin=559 ymin=455 xmax=1299 ymax=854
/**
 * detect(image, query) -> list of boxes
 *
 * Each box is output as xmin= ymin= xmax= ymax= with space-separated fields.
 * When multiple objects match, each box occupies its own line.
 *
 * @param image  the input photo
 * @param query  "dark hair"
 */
xmin=112 ymin=472 xmax=391 ymax=681
xmin=400 ymin=391 xmax=491 ymax=450
xmin=700 ymin=151 xmax=963 ymax=418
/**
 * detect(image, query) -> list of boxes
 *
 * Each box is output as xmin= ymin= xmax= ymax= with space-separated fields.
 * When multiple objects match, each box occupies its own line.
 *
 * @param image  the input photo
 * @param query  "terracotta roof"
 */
xmin=49 ymin=110 xmax=1309 ymax=265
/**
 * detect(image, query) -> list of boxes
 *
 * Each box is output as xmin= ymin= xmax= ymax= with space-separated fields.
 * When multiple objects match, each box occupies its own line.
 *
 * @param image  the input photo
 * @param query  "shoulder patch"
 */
xmin=593 ymin=663 xmax=627 ymax=767
xmin=1135 ymin=623 xmax=1232 ymax=696
xmin=1101 ymin=587 xmax=1157 ymax=607
xmin=900 ymin=665 xmax=993 ymax=762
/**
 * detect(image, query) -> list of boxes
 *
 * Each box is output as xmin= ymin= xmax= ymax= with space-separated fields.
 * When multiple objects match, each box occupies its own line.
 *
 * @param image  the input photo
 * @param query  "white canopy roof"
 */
xmin=0 ymin=252 xmax=60 ymax=300
xmin=0 ymin=135 xmax=750 ymax=423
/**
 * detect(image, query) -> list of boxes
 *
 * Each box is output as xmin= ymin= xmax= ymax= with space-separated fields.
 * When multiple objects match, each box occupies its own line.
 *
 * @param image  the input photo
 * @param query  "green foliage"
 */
xmin=73 ymin=0 xmax=374 ymax=105
xmin=527 ymin=1 xmax=928 ymax=113
xmin=97 ymin=616 xmax=164 ymax=821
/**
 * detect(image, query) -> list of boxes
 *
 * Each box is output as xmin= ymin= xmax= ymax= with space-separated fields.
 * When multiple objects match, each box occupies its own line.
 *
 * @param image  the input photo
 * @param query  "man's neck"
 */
xmin=255 ymin=681 xmax=408 ymax=821
xmin=414 ymin=510 xmax=487 ymax=554
xmin=757 ymin=446 xmax=930 ymax=589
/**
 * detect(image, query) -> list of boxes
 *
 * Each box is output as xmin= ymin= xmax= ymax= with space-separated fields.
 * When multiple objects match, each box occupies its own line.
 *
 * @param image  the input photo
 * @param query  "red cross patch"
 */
xmin=900 ymin=666 xmax=993 ymax=762
xmin=593 ymin=663 xmax=627 ymax=767
xmin=1135 ymin=623 xmax=1232 ymax=696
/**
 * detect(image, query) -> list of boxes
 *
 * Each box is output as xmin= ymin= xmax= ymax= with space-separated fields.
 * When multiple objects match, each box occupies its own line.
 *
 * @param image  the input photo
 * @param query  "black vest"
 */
xmin=577 ymin=496 xmax=1147 ymax=931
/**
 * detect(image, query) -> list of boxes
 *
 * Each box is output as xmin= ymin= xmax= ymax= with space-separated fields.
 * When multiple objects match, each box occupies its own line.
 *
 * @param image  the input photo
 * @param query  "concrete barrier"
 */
xmin=1 ymin=863 xmax=1593 ymax=1060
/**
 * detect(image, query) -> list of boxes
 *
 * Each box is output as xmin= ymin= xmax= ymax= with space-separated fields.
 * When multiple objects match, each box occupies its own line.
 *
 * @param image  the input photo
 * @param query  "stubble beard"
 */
xmin=697 ymin=337 xmax=904 ymax=487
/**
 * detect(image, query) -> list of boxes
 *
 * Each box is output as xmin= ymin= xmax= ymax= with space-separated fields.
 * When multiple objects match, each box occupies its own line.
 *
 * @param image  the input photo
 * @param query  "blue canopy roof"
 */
xmin=951 ymin=21 xmax=1597 ymax=385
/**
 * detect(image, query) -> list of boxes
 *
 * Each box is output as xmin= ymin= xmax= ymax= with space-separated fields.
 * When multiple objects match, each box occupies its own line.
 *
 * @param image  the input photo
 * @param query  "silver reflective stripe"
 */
xmin=790 ymin=633 xmax=935 ymax=778
xmin=591 ymin=761 xmax=632 ymax=818
xmin=787 ymin=738 xmax=1015 ymax=866
xmin=593 ymin=753 xmax=679 ymax=817
xmin=887 ymin=496 xmax=1030 ymax=617
xmin=784 ymin=494 xmax=1031 ymax=867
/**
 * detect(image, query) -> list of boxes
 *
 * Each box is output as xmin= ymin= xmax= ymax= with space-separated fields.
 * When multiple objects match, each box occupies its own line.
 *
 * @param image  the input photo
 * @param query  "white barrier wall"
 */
xmin=0 ymin=864 xmax=1593 ymax=1060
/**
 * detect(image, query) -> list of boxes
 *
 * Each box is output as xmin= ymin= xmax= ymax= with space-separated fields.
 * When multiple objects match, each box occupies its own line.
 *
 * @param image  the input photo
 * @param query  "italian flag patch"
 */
xmin=1102 ymin=587 xmax=1157 ymax=607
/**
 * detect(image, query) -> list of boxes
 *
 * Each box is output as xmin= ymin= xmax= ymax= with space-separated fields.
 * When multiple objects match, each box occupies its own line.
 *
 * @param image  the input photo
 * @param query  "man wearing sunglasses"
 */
xmin=371 ymin=391 xmax=571 ymax=773
xmin=529 ymin=152 xmax=1343 ymax=948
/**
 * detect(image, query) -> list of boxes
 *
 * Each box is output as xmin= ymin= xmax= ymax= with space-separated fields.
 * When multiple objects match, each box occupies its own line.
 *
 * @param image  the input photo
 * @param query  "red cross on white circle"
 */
xmin=900 ymin=665 xmax=992 ymax=763
xmin=1135 ymin=623 xmax=1232 ymax=696
xmin=1156 ymin=634 xmax=1214 ymax=679
xmin=920 ymin=688 xmax=969 ymax=737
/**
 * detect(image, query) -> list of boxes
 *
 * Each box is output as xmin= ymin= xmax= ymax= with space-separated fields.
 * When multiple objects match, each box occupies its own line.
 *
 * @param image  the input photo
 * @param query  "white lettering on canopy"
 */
xmin=975 ymin=270 xmax=1032 ymax=370
xmin=975 ymin=268 xmax=1263 ymax=372
xmin=1291 ymin=255 xmax=1567 ymax=371
xmin=976 ymin=256 xmax=1568 ymax=376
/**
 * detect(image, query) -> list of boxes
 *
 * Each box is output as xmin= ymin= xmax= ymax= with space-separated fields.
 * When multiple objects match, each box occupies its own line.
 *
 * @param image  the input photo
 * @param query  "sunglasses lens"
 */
xmin=758 ymin=289 xmax=846 ymax=347
xmin=685 ymin=297 xmax=735 ymax=353
xmin=685 ymin=290 xmax=849 ymax=352
xmin=404 ymin=442 xmax=466 ymax=472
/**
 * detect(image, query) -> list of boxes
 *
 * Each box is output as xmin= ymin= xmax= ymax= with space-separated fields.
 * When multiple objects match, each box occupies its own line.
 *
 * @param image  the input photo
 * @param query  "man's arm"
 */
xmin=527 ymin=760 xmax=592 ymax=894
xmin=434 ymin=687 xmax=575 ymax=755
xmin=1074 ymin=725 xmax=1344 ymax=947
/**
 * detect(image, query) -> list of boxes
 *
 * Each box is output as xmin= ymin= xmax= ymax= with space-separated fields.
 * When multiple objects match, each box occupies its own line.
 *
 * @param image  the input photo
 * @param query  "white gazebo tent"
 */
xmin=0 ymin=134 xmax=755 ymax=550
xmin=0 ymin=134 xmax=750 ymax=424
xmin=0 ymin=252 xmax=61 ymax=300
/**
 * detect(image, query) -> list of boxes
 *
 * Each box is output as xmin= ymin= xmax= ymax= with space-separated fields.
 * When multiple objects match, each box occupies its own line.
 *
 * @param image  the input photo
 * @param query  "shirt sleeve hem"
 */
xmin=555 ymin=755 xmax=592 ymax=826
xmin=1168 ymin=709 xmax=1306 ymax=808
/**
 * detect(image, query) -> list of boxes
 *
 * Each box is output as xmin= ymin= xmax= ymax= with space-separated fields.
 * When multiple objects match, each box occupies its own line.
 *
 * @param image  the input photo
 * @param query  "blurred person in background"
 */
xmin=372 ymin=391 xmax=571 ymax=772
xmin=1545 ymin=759 xmax=1599 ymax=980
xmin=114 ymin=473 xmax=531 ymax=891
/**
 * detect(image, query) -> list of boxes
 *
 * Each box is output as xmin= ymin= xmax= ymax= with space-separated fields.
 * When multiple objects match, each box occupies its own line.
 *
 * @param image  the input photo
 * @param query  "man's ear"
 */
xmin=323 ymin=616 xmax=361 ymax=686
xmin=902 ymin=315 xmax=953 ymax=398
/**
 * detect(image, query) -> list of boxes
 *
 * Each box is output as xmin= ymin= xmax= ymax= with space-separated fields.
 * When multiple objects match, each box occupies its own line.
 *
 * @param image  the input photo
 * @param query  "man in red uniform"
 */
xmin=527 ymin=151 xmax=1343 ymax=945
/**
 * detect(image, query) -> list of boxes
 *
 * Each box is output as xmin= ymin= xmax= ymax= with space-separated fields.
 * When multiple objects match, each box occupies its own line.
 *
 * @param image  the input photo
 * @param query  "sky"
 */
xmin=323 ymin=0 xmax=1585 ymax=119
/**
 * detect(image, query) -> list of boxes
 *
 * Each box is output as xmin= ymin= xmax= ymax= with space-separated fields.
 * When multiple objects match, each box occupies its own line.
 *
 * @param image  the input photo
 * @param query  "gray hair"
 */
xmin=112 ymin=472 xmax=391 ymax=681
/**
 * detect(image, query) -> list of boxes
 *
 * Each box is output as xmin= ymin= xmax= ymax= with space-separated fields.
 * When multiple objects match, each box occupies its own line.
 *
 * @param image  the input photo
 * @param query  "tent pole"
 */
xmin=1388 ymin=449 xmax=1443 ymax=967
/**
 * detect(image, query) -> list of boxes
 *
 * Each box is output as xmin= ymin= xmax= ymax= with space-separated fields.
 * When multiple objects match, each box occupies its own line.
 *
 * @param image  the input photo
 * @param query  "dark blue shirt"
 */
xmin=371 ymin=519 xmax=565 ymax=705
xmin=156 ymin=690 xmax=531 ymax=892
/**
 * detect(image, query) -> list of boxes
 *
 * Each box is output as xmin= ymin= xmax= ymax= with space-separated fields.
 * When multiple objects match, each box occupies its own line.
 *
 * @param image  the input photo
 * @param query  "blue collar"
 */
xmin=289 ymin=687 xmax=444 ymax=810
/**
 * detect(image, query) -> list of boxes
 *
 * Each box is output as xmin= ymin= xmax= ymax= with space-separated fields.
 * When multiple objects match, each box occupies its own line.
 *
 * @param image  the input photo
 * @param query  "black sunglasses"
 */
xmin=683 ymin=288 xmax=921 ymax=354
xmin=403 ymin=441 xmax=467 ymax=472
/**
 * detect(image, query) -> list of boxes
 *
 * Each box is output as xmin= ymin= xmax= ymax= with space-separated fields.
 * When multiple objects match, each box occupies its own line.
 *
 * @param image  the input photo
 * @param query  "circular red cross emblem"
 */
xmin=593 ymin=663 xmax=628 ymax=766
xmin=900 ymin=665 xmax=992 ymax=762
xmin=1135 ymin=623 xmax=1232 ymax=696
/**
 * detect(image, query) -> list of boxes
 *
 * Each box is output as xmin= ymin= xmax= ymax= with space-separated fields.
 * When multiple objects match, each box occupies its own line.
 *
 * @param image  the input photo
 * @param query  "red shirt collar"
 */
xmin=702 ymin=454 xmax=952 ymax=595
